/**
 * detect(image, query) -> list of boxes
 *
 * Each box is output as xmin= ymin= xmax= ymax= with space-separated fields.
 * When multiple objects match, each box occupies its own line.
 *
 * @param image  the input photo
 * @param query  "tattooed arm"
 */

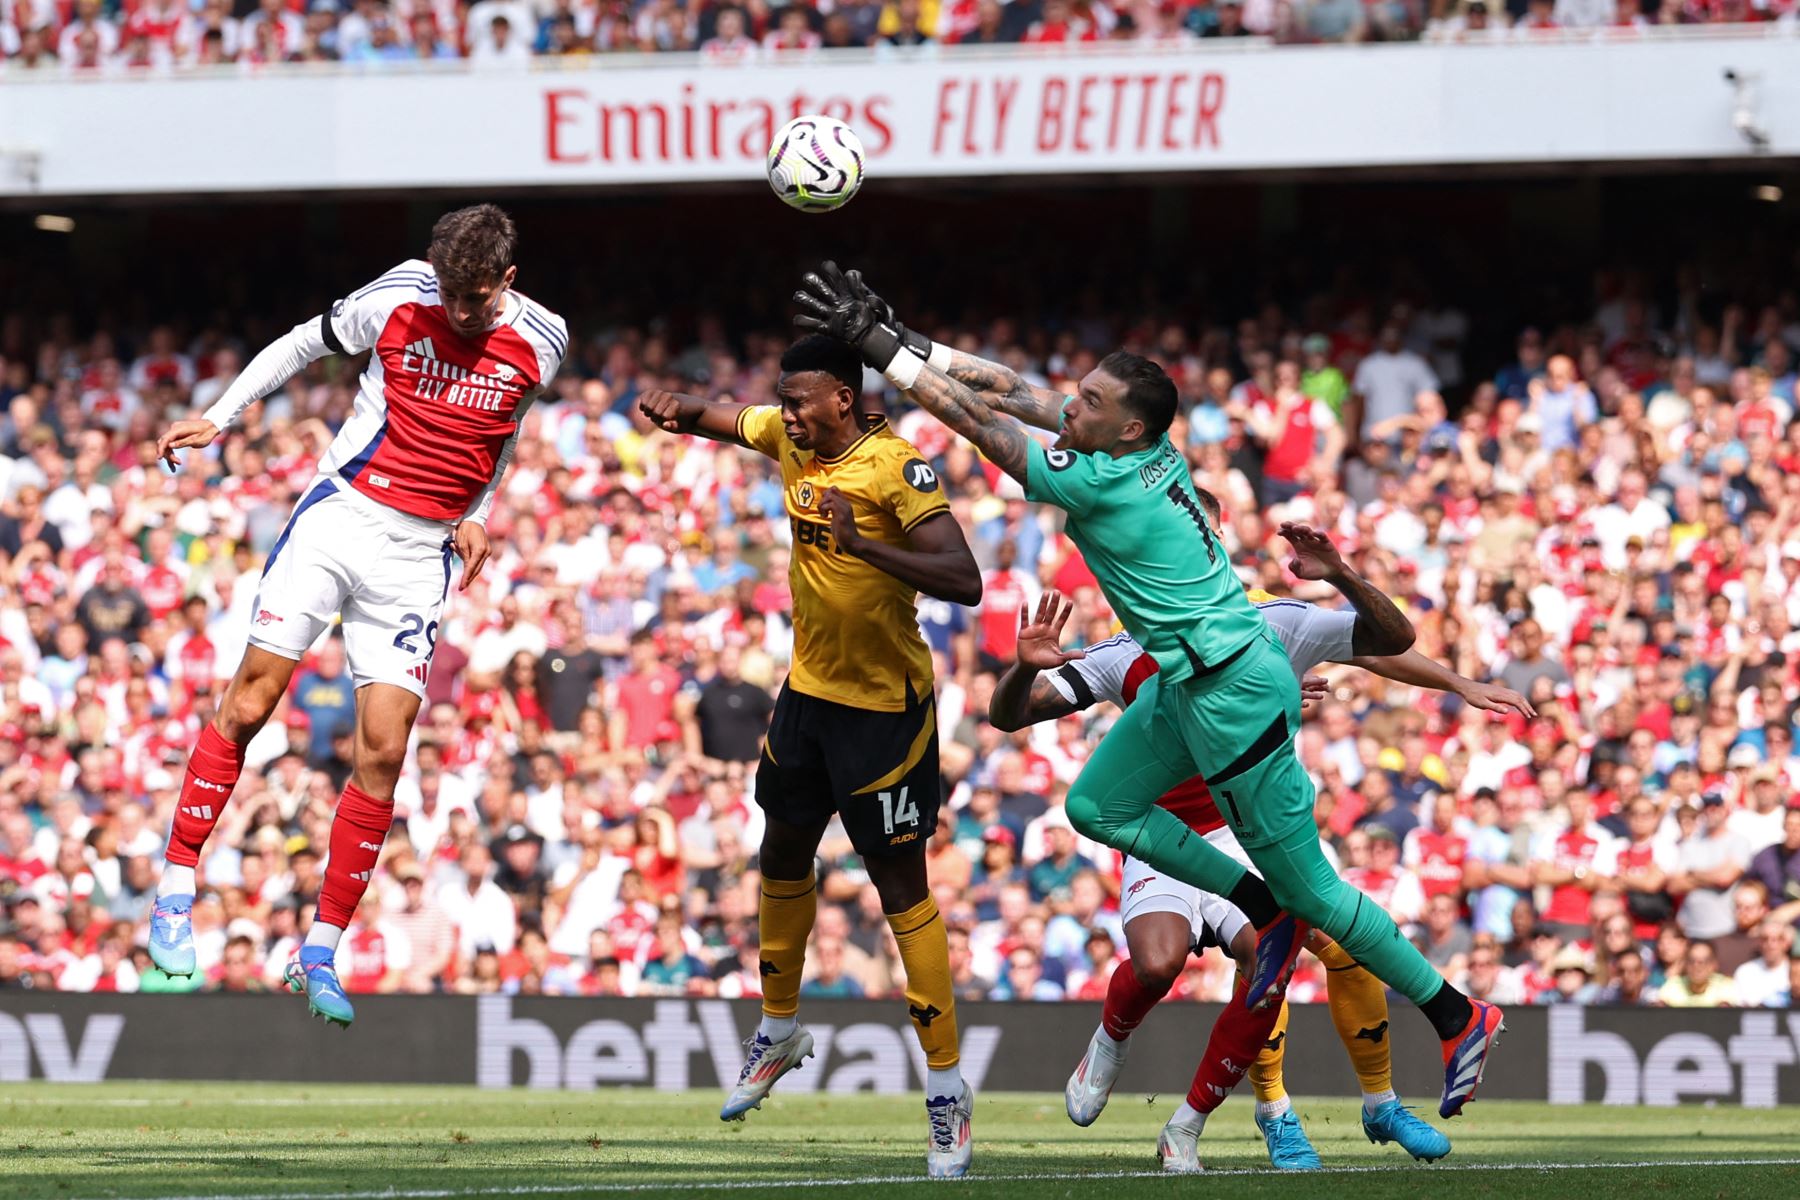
xmin=1279 ymin=521 xmax=1416 ymax=658
xmin=829 ymin=266 xmax=1067 ymax=432
xmin=790 ymin=263 xmax=1042 ymax=482
xmin=939 ymin=349 xmax=1067 ymax=433
xmin=899 ymin=364 xmax=1036 ymax=485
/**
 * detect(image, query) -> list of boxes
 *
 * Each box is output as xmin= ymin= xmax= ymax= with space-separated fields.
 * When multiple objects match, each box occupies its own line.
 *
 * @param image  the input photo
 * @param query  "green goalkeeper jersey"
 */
xmin=1023 ymin=433 xmax=1266 ymax=686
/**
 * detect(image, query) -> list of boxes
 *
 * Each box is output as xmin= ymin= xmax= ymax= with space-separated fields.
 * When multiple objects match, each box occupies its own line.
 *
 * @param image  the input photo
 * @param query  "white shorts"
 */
xmin=1119 ymin=825 xmax=1258 ymax=953
xmin=248 ymin=478 xmax=454 ymax=698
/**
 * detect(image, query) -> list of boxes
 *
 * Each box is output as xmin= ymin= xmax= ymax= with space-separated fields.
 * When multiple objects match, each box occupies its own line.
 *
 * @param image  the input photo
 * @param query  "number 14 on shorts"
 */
xmin=878 ymin=787 xmax=920 ymax=836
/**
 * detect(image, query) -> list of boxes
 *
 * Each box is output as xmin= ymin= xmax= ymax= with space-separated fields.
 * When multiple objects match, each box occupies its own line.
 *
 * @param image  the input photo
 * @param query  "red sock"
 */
xmin=1102 ymin=958 xmax=1173 ymax=1041
xmin=1186 ymin=976 xmax=1283 ymax=1113
xmin=316 ymin=783 xmax=395 ymax=929
xmin=166 ymin=725 xmax=247 ymax=868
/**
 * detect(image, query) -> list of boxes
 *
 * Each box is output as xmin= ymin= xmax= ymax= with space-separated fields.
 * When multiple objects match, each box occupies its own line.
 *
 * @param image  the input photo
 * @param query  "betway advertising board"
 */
xmin=6 ymin=994 xmax=1800 ymax=1106
xmin=0 ymin=37 xmax=1794 ymax=197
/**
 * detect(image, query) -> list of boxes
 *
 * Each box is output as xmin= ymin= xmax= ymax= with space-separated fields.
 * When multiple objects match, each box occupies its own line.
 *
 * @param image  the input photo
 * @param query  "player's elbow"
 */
xmin=987 ymin=706 xmax=1025 ymax=734
xmin=1357 ymin=620 xmax=1415 ymax=658
xmin=932 ymin=568 xmax=982 ymax=609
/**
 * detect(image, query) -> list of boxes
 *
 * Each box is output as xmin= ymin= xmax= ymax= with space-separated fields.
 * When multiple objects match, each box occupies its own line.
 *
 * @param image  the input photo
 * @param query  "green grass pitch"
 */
xmin=3 ymin=1083 xmax=1796 ymax=1199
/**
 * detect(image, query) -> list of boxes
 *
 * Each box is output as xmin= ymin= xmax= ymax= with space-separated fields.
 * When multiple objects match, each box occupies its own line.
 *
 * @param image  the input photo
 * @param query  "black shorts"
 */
xmin=755 ymin=680 xmax=941 ymax=859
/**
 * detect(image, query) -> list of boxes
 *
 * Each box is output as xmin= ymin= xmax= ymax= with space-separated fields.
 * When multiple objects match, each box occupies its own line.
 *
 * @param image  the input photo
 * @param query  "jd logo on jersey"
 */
xmin=1046 ymin=449 xmax=1075 ymax=471
xmin=902 ymin=459 xmax=939 ymax=493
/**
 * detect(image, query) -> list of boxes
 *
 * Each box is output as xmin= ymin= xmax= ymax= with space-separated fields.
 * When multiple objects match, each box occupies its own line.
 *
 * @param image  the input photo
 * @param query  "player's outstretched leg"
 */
xmin=723 ymin=867 xmax=818 ymax=1120
xmin=1067 ymin=911 xmax=1188 ymax=1126
xmin=1197 ymin=729 xmax=1503 ymax=1114
xmin=1246 ymin=1001 xmax=1320 ymax=1170
xmin=153 ymin=647 xmax=293 ymax=976
xmin=1250 ymin=817 xmax=1504 ymax=1117
xmin=1314 ymin=935 xmax=1451 ymax=1162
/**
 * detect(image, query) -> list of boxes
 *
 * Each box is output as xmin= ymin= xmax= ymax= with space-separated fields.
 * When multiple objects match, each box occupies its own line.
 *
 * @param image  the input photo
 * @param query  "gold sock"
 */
xmin=758 ymin=871 xmax=817 ymax=1020
xmin=887 ymin=895 xmax=960 ymax=1071
xmin=1249 ymin=998 xmax=1291 ymax=1104
xmin=1319 ymin=937 xmax=1394 ymax=1096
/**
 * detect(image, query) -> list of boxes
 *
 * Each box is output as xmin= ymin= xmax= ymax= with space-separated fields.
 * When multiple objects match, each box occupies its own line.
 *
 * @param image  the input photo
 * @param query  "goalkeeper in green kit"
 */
xmin=794 ymin=264 xmax=1505 ymax=1122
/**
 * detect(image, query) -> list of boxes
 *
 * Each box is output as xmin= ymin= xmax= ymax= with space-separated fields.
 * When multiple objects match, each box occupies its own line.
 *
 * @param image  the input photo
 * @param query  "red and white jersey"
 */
xmin=1532 ymin=820 xmax=1617 ymax=927
xmin=1403 ymin=826 xmax=1469 ymax=899
xmin=316 ymin=260 xmax=566 ymax=524
xmin=1342 ymin=865 xmax=1426 ymax=924
xmin=1043 ymin=594 xmax=1356 ymax=835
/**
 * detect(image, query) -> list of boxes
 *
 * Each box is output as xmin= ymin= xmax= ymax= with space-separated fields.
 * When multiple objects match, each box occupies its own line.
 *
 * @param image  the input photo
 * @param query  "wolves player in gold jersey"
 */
xmin=640 ymin=335 xmax=982 ymax=1178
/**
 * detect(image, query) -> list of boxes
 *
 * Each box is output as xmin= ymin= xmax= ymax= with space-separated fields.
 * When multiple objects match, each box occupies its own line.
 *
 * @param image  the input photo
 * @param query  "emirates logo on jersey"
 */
xmin=400 ymin=336 xmax=524 ymax=414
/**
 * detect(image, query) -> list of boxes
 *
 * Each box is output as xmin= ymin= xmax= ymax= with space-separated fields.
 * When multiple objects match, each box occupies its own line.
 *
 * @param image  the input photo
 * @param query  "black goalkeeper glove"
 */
xmin=793 ymin=261 xmax=903 ymax=371
xmin=844 ymin=269 xmax=932 ymax=360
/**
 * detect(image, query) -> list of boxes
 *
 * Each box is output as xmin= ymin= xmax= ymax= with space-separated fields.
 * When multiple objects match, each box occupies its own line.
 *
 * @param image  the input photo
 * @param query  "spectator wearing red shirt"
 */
xmin=630 ymin=807 xmax=683 ymax=904
xmin=608 ymin=629 xmax=684 ymax=754
xmin=1247 ymin=359 xmax=1343 ymax=507
xmin=1532 ymin=791 xmax=1617 ymax=942
xmin=340 ymin=890 xmax=410 ymax=995
xmin=975 ymin=539 xmax=1039 ymax=674
xmin=1404 ymin=792 xmax=1470 ymax=902
xmin=1024 ymin=0 xmax=1098 ymax=40
xmin=1343 ymin=826 xmax=1426 ymax=927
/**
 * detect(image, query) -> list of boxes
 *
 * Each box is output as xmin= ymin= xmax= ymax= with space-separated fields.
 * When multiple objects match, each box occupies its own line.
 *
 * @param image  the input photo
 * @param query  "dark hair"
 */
xmin=428 ymin=204 xmax=517 ymax=287
xmin=780 ymin=335 xmax=864 ymax=395
xmin=1193 ymin=485 xmax=1222 ymax=527
xmin=1098 ymin=350 xmax=1178 ymax=441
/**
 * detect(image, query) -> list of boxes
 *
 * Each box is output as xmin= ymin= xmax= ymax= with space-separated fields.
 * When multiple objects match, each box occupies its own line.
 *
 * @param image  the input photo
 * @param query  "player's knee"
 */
xmin=219 ymin=678 xmax=281 ymax=739
xmin=359 ymin=724 xmax=410 ymax=775
xmin=1229 ymin=926 xmax=1258 ymax=974
xmin=1130 ymin=948 xmax=1184 ymax=992
xmin=1063 ymin=790 xmax=1105 ymax=839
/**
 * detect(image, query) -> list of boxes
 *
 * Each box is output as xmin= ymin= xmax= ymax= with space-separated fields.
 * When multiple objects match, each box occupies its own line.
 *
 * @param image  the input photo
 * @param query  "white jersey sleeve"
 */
xmin=1043 ymin=631 xmax=1144 ymax=710
xmin=199 ymin=319 xmax=332 ymax=433
xmin=513 ymin=292 xmax=569 ymax=395
xmin=323 ymin=259 xmax=440 ymax=356
xmin=1255 ymin=599 xmax=1357 ymax=678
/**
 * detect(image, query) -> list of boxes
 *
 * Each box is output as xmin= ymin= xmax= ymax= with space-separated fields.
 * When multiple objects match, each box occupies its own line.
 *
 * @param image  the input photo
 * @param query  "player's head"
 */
xmin=428 ymin=204 xmax=518 ymax=337
xmin=776 ymin=335 xmax=863 ymax=451
xmin=1059 ymin=350 xmax=1178 ymax=456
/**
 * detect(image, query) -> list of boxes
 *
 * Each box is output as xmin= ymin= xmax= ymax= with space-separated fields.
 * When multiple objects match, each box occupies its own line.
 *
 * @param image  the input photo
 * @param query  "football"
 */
xmin=767 ymin=115 xmax=866 ymax=213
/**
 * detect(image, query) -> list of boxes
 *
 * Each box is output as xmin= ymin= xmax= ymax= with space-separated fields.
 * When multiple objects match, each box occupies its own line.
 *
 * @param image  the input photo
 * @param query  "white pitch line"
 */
xmin=70 ymin=1157 xmax=1800 ymax=1200
xmin=4 ymin=1097 xmax=445 ymax=1108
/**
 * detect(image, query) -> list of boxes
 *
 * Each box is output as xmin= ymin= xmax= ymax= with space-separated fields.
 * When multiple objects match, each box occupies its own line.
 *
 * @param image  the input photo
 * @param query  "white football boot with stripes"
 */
xmin=720 ymin=1028 xmax=815 ymax=1121
xmin=925 ymin=1083 xmax=974 ymax=1179
xmin=1065 ymin=1025 xmax=1127 ymax=1127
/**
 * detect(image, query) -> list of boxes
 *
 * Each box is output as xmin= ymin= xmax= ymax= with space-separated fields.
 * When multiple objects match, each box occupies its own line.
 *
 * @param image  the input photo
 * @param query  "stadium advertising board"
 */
xmin=0 ymin=38 xmax=1794 ymax=196
xmin=6 ymin=994 xmax=1800 ymax=1106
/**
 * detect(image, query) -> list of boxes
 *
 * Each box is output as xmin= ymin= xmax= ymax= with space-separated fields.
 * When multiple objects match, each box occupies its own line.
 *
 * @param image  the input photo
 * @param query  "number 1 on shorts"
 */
xmin=1219 ymin=788 xmax=1245 ymax=832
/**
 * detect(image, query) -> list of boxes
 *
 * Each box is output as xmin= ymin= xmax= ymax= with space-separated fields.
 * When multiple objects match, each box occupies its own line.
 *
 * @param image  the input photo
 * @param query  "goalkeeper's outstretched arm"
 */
xmin=839 ymin=267 xmax=1065 ymax=433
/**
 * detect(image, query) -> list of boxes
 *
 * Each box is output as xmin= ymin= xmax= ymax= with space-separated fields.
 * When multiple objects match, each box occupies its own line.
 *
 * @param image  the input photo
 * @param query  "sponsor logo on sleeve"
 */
xmin=902 ymin=459 xmax=939 ymax=493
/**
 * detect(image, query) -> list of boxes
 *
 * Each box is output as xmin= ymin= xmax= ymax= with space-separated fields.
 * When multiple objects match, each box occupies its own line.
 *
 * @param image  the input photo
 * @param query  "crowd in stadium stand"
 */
xmin=3 ymin=265 xmax=1800 ymax=1016
xmin=1 ymin=0 xmax=1794 ymax=70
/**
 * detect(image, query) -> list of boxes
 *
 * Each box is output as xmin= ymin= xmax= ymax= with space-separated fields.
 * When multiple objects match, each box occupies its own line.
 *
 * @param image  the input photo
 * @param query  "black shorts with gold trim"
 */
xmin=755 ymin=679 xmax=940 ymax=859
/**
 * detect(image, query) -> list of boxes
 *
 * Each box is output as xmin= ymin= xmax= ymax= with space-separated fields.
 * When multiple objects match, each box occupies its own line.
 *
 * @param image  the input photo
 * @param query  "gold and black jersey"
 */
xmin=736 ymin=406 xmax=950 ymax=713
